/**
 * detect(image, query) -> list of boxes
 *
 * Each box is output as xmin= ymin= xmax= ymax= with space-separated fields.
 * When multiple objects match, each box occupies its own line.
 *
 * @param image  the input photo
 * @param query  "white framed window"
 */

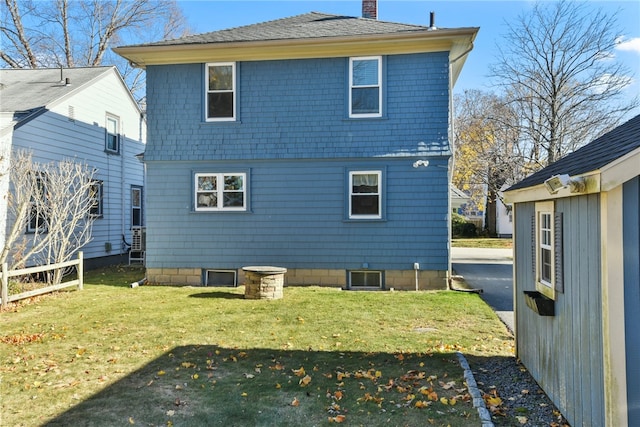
xmin=106 ymin=115 xmax=120 ymax=153
xmin=131 ymin=186 xmax=143 ymax=226
xmin=349 ymin=271 xmax=382 ymax=289
xmin=195 ymin=173 xmax=246 ymax=211
xmin=27 ymin=173 xmax=48 ymax=233
xmin=349 ymin=56 xmax=382 ymax=117
xmin=534 ymin=201 xmax=563 ymax=299
xmin=89 ymin=180 xmax=103 ymax=218
xmin=206 ymin=62 xmax=236 ymax=121
xmin=349 ymin=170 xmax=381 ymax=219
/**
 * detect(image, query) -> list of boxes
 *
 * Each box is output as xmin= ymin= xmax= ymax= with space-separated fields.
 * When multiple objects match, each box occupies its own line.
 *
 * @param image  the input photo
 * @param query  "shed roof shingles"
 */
xmin=507 ymin=114 xmax=640 ymax=191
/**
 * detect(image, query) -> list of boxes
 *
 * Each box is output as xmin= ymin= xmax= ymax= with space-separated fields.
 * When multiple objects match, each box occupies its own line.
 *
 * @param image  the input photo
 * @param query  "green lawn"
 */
xmin=1 ymin=266 xmax=513 ymax=426
xmin=452 ymin=238 xmax=513 ymax=249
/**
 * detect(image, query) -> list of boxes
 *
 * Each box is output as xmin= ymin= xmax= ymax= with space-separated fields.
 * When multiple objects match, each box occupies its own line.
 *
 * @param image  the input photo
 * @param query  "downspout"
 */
xmin=447 ymin=41 xmax=473 ymax=290
xmin=121 ymin=124 xmax=125 ymax=256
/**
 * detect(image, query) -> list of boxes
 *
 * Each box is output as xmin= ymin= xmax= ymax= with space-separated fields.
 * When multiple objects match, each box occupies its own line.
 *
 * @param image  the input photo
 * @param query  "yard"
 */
xmin=1 ymin=266 xmax=514 ymax=426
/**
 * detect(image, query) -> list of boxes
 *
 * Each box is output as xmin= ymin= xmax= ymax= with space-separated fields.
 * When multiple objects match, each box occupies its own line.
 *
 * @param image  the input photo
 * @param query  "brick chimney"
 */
xmin=362 ymin=0 xmax=377 ymax=19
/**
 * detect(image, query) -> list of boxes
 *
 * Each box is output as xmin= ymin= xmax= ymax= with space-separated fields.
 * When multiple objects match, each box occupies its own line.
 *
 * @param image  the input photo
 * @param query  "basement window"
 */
xmin=205 ymin=270 xmax=237 ymax=287
xmin=349 ymin=271 xmax=382 ymax=289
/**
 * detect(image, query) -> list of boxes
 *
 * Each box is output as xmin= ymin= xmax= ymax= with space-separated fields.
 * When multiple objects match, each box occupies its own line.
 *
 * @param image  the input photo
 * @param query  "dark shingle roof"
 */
xmin=0 ymin=67 xmax=112 ymax=119
xmin=507 ymin=114 xmax=640 ymax=191
xmin=131 ymin=12 xmax=442 ymax=48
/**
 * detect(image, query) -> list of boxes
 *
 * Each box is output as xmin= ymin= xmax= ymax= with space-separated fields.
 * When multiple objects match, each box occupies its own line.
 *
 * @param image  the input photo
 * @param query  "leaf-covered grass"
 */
xmin=1 ymin=266 xmax=513 ymax=426
xmin=452 ymin=238 xmax=513 ymax=249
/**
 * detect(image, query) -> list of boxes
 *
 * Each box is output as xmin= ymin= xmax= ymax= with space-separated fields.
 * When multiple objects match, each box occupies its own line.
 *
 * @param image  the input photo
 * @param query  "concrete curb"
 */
xmin=456 ymin=351 xmax=494 ymax=427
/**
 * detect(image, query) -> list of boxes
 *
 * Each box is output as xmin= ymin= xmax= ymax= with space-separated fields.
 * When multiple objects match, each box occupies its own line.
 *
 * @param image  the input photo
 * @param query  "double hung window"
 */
xmin=89 ymin=181 xmax=103 ymax=218
xmin=131 ymin=186 xmax=143 ymax=226
xmin=349 ymin=56 xmax=382 ymax=117
xmin=106 ymin=115 xmax=120 ymax=153
xmin=349 ymin=171 xmax=381 ymax=219
xmin=27 ymin=173 xmax=48 ymax=233
xmin=195 ymin=173 xmax=246 ymax=211
xmin=534 ymin=201 xmax=563 ymax=298
xmin=206 ymin=63 xmax=235 ymax=120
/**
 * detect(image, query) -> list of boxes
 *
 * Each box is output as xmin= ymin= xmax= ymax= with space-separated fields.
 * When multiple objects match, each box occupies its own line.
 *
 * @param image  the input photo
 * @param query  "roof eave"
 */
xmin=113 ymin=27 xmax=478 ymax=68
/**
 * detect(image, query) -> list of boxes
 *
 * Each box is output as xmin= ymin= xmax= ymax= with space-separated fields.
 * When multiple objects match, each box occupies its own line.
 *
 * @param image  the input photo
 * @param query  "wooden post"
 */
xmin=1 ymin=262 xmax=8 ymax=308
xmin=77 ymin=251 xmax=84 ymax=290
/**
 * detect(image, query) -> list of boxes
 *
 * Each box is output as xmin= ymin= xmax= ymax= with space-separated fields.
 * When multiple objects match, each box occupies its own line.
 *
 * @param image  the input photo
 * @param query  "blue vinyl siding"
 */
xmin=144 ymin=158 xmax=449 ymax=271
xmin=144 ymin=52 xmax=450 ymax=162
xmin=623 ymin=176 xmax=640 ymax=425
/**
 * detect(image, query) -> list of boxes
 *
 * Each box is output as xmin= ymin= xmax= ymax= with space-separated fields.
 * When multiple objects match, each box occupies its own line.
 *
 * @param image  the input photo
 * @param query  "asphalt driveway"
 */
xmin=451 ymin=247 xmax=514 ymax=332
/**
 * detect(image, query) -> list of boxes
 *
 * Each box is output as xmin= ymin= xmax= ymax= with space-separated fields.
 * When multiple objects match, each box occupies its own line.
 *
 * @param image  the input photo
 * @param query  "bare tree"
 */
xmin=1 ymin=151 xmax=96 ymax=284
xmin=490 ymin=0 xmax=638 ymax=167
xmin=0 ymin=0 xmax=189 ymax=100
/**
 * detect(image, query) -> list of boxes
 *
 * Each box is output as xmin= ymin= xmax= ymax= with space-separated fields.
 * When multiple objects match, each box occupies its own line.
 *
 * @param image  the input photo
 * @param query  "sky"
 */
xmin=175 ymin=0 xmax=640 ymax=108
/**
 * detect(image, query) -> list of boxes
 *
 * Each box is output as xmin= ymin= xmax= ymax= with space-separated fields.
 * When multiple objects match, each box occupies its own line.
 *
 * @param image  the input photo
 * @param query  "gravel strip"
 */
xmin=468 ymin=356 xmax=569 ymax=426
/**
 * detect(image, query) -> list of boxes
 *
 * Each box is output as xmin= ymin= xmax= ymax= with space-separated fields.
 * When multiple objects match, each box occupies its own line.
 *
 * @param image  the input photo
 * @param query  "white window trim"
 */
xmin=349 ymin=170 xmax=382 ymax=219
xmin=195 ymin=172 xmax=246 ymax=211
xmin=105 ymin=114 xmax=120 ymax=153
xmin=349 ymin=56 xmax=382 ymax=118
xmin=205 ymin=62 xmax=236 ymax=122
xmin=535 ymin=201 xmax=555 ymax=299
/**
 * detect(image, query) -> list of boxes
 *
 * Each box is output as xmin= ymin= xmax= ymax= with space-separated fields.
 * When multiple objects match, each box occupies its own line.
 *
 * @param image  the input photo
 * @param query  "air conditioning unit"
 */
xmin=129 ymin=226 xmax=146 ymax=264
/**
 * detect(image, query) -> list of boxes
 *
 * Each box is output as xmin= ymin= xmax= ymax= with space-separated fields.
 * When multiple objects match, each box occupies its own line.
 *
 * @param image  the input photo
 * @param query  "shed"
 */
xmin=503 ymin=114 xmax=640 ymax=426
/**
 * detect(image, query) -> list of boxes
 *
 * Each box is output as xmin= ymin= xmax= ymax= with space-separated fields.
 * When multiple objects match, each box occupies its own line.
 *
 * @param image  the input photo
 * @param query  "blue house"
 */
xmin=114 ymin=3 xmax=478 ymax=289
xmin=0 ymin=67 xmax=145 ymax=269
xmin=504 ymin=114 xmax=640 ymax=426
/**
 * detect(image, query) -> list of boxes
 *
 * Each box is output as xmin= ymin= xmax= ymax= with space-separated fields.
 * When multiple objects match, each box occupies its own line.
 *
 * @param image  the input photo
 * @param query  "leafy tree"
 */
xmin=0 ymin=0 xmax=189 ymax=101
xmin=453 ymin=90 xmax=523 ymax=234
xmin=490 ymin=0 xmax=638 ymax=167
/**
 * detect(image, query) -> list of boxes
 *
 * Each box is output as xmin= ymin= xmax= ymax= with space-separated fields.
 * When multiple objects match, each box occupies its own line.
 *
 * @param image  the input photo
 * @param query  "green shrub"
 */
xmin=452 ymin=212 xmax=477 ymax=237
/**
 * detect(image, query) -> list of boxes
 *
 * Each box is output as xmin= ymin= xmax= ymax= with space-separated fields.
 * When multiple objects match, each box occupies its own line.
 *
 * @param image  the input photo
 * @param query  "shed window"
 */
xmin=534 ymin=201 xmax=563 ymax=299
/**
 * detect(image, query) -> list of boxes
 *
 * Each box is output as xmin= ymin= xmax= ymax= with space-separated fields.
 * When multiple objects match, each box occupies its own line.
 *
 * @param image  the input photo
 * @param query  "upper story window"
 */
xmin=349 ymin=56 xmax=382 ymax=118
xmin=106 ymin=115 xmax=120 ymax=154
xmin=195 ymin=173 xmax=246 ymax=211
xmin=349 ymin=170 xmax=382 ymax=219
xmin=206 ymin=63 xmax=236 ymax=121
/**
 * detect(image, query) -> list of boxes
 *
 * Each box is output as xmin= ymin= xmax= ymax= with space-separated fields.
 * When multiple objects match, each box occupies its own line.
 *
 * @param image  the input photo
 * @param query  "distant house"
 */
xmin=0 ymin=67 xmax=146 ymax=268
xmin=503 ymin=114 xmax=640 ymax=427
xmin=114 ymin=2 xmax=478 ymax=290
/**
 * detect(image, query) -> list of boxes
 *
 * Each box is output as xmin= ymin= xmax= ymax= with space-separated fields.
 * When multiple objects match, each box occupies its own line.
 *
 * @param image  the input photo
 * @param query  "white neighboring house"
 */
xmin=0 ymin=67 xmax=145 ymax=268
xmin=496 ymin=185 xmax=513 ymax=238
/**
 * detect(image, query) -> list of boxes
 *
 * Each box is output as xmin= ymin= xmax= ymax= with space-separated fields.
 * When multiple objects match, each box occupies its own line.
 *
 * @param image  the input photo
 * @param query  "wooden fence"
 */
xmin=1 ymin=252 xmax=83 ymax=308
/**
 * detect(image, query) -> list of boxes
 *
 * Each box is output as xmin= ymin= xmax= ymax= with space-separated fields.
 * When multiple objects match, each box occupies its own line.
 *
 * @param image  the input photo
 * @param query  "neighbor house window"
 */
xmin=106 ymin=115 xmax=120 ymax=153
xmin=349 ymin=271 xmax=382 ymax=289
xmin=349 ymin=56 xmax=382 ymax=117
xmin=195 ymin=173 xmax=246 ymax=211
xmin=206 ymin=63 xmax=235 ymax=120
xmin=349 ymin=171 xmax=381 ymax=219
xmin=131 ymin=186 xmax=143 ymax=226
xmin=534 ymin=201 xmax=563 ymax=299
xmin=89 ymin=181 xmax=103 ymax=218
xmin=27 ymin=173 xmax=48 ymax=233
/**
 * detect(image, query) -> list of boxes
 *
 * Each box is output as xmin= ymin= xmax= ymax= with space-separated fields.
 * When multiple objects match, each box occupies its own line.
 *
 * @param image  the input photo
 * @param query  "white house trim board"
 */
xmin=600 ymin=148 xmax=640 ymax=192
xmin=600 ymin=187 xmax=628 ymax=427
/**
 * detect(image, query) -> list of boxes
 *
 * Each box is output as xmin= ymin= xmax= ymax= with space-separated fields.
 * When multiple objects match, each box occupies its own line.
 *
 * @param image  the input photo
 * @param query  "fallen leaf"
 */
xmin=328 ymin=415 xmax=346 ymax=423
xmin=299 ymin=375 xmax=312 ymax=386
xmin=292 ymin=367 xmax=305 ymax=377
xmin=291 ymin=397 xmax=300 ymax=407
xmin=516 ymin=416 xmax=528 ymax=424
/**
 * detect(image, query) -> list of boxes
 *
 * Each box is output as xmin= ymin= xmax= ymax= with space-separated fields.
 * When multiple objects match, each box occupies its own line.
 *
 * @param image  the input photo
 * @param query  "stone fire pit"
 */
xmin=242 ymin=266 xmax=287 ymax=300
